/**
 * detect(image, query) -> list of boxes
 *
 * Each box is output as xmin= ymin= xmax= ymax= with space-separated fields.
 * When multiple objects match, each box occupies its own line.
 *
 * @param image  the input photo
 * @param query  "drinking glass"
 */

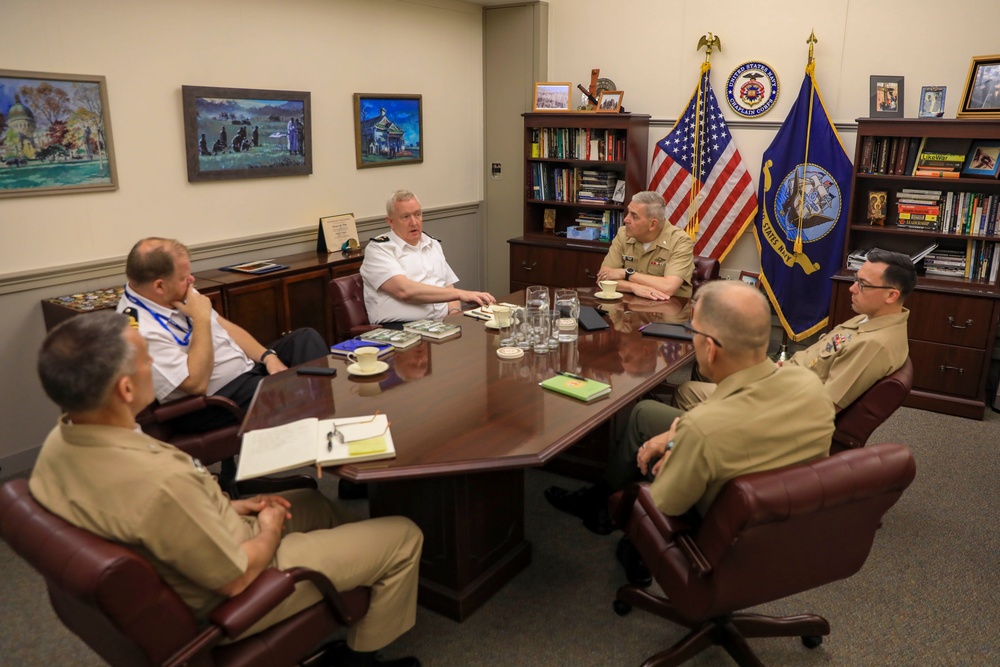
xmin=554 ymin=289 xmax=580 ymax=342
xmin=528 ymin=308 xmax=550 ymax=354
xmin=547 ymin=309 xmax=561 ymax=349
xmin=513 ymin=308 xmax=532 ymax=349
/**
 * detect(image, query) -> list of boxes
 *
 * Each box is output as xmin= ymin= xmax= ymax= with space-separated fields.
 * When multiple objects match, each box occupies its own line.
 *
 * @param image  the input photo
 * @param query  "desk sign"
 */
xmin=318 ymin=213 xmax=360 ymax=253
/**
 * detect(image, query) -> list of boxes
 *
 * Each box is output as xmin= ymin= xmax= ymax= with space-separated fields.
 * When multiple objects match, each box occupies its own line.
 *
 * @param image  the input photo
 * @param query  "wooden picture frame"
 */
xmin=353 ymin=94 xmax=423 ymax=169
xmin=957 ymin=55 xmax=1000 ymax=118
xmin=918 ymin=86 xmax=946 ymax=118
xmin=182 ymin=85 xmax=311 ymax=182
xmin=961 ymin=141 xmax=1000 ymax=178
xmin=596 ymin=90 xmax=624 ymax=113
xmin=0 ymin=69 xmax=118 ymax=199
xmin=870 ymin=76 xmax=904 ymax=118
xmin=739 ymin=271 xmax=760 ymax=287
xmin=532 ymin=82 xmax=572 ymax=112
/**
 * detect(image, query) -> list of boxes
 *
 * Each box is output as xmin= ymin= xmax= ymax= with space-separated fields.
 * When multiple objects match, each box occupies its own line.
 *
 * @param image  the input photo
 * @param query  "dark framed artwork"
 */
xmin=869 ymin=75 xmax=904 ymax=118
xmin=958 ymin=55 xmax=1000 ymax=118
xmin=961 ymin=141 xmax=1000 ymax=178
xmin=182 ymin=85 xmax=312 ymax=182
xmin=353 ymin=94 xmax=423 ymax=169
xmin=0 ymin=69 xmax=118 ymax=199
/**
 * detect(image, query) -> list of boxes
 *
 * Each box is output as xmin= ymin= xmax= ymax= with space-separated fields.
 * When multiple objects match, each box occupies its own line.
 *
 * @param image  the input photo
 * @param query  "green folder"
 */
xmin=540 ymin=374 xmax=611 ymax=402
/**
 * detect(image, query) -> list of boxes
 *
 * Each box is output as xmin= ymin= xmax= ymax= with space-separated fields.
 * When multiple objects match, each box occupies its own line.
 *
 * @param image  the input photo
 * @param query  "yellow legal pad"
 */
xmin=348 ymin=436 xmax=388 ymax=456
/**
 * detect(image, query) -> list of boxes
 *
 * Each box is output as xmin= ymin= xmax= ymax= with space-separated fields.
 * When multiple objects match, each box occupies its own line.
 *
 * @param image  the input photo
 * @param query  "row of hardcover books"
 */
xmin=858 ymin=135 xmax=974 ymax=178
xmin=923 ymin=244 xmax=1000 ymax=282
xmin=530 ymin=127 xmax=627 ymax=161
xmin=529 ymin=164 xmax=623 ymax=204
xmin=573 ymin=210 xmax=623 ymax=242
xmin=890 ymin=188 xmax=1000 ymax=235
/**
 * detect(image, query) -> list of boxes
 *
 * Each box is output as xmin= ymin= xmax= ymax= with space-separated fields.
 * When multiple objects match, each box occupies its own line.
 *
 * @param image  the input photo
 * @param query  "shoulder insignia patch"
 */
xmin=425 ymin=233 xmax=441 ymax=242
xmin=372 ymin=235 xmax=390 ymax=243
xmin=122 ymin=306 xmax=140 ymax=329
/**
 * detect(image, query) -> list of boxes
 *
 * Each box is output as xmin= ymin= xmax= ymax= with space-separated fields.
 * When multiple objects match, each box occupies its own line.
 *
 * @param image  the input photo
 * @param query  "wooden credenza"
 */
xmin=508 ymin=236 xmax=605 ymax=292
xmin=41 ymin=250 xmax=364 ymax=345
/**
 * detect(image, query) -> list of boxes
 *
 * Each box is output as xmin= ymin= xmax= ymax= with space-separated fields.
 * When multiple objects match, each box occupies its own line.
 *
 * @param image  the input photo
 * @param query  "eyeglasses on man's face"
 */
xmin=682 ymin=321 xmax=723 ymax=348
xmin=852 ymin=275 xmax=896 ymax=293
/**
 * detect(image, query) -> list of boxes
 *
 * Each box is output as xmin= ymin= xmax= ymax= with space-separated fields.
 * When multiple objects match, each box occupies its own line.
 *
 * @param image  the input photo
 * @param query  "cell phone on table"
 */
xmin=297 ymin=367 xmax=337 ymax=376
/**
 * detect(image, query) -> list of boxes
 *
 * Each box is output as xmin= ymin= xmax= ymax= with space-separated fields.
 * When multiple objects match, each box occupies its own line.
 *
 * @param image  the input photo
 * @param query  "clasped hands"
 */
xmin=637 ymin=417 xmax=678 ymax=477
xmin=231 ymin=494 xmax=292 ymax=532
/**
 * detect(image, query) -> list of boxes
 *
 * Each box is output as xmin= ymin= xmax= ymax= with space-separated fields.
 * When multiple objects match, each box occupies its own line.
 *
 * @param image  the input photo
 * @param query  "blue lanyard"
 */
xmin=124 ymin=289 xmax=192 ymax=346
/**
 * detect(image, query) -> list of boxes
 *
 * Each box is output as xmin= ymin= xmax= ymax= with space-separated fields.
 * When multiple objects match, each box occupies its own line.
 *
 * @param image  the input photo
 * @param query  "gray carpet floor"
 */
xmin=2 ymin=404 xmax=998 ymax=666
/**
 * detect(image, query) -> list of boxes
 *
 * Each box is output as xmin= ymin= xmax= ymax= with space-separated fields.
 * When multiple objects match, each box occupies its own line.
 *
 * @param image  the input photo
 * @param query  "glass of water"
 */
xmin=554 ymin=289 xmax=580 ymax=342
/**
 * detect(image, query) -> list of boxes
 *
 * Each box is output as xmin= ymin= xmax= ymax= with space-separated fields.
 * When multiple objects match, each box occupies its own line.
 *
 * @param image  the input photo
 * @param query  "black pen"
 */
xmin=559 ymin=371 xmax=586 ymax=381
xmin=327 ymin=431 xmax=334 ymax=452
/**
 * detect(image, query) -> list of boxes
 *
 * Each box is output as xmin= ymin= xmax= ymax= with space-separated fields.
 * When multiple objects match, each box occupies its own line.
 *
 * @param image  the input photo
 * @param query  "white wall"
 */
xmin=0 ymin=0 xmax=485 ymax=474
xmin=544 ymin=0 xmax=1000 ymax=273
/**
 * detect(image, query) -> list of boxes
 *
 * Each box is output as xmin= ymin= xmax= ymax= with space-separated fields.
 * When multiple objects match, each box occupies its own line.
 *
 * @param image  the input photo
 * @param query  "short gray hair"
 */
xmin=38 ymin=311 xmax=135 ymax=412
xmin=386 ymin=190 xmax=418 ymax=217
xmin=631 ymin=191 xmax=666 ymax=226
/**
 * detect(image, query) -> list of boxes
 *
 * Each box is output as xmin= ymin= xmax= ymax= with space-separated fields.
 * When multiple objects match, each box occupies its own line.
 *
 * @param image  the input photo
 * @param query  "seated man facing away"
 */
xmin=117 ymin=237 xmax=328 ymax=427
xmin=361 ymin=190 xmax=496 ymax=325
xmin=676 ymin=249 xmax=915 ymax=412
xmin=596 ymin=190 xmax=695 ymax=301
xmin=30 ymin=312 xmax=424 ymax=667
xmin=546 ymin=281 xmax=835 ymax=584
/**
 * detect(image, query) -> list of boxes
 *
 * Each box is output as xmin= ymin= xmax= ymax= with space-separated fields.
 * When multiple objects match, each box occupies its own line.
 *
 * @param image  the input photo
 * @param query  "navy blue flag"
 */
xmin=753 ymin=67 xmax=853 ymax=341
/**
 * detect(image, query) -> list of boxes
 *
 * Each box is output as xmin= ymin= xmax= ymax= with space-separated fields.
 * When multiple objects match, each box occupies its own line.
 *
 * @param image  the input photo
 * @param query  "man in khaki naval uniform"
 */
xmin=676 ymin=249 xmax=915 ymax=412
xmin=597 ymin=190 xmax=695 ymax=300
xmin=30 ymin=312 xmax=423 ymax=667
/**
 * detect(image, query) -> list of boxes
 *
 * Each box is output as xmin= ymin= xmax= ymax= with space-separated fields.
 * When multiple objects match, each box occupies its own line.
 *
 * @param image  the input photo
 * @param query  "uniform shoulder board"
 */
xmin=371 ymin=235 xmax=390 ymax=243
xmin=425 ymin=233 xmax=441 ymax=242
xmin=122 ymin=306 xmax=140 ymax=329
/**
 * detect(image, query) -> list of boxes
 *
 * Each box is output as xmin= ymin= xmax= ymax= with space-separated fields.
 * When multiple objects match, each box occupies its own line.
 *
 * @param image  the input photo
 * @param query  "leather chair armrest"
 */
xmin=631 ymin=485 xmax=713 ymax=576
xmin=208 ymin=568 xmax=297 ymax=639
xmin=285 ymin=566 xmax=364 ymax=626
xmin=138 ymin=395 xmax=244 ymax=427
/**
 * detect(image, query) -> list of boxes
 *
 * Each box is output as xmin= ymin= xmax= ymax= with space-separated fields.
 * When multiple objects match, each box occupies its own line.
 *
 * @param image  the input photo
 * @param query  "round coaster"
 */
xmin=497 ymin=347 xmax=524 ymax=360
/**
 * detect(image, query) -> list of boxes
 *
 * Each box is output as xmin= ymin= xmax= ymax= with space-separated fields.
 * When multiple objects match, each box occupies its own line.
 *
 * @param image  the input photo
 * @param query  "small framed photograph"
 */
xmin=870 ymin=76 xmax=904 ymax=118
xmin=532 ymin=82 xmax=572 ymax=112
xmin=958 ymin=55 xmax=1000 ymax=118
xmin=961 ymin=141 xmax=1000 ymax=178
xmin=353 ymin=93 xmax=423 ymax=169
xmin=596 ymin=90 xmax=624 ymax=113
xmin=739 ymin=271 xmax=760 ymax=287
xmin=918 ymin=86 xmax=946 ymax=118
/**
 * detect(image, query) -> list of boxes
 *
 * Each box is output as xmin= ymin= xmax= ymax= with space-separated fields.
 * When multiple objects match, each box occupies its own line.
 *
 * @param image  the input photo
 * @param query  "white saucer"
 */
xmin=594 ymin=291 xmax=623 ymax=300
xmin=346 ymin=360 xmax=389 ymax=376
xmin=484 ymin=319 xmax=502 ymax=330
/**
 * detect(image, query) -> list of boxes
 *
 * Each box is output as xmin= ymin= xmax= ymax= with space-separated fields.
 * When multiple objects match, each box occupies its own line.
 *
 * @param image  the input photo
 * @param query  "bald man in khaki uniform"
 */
xmin=30 ymin=312 xmax=422 ymax=667
xmin=676 ymin=249 xmax=915 ymax=412
xmin=598 ymin=190 xmax=694 ymax=300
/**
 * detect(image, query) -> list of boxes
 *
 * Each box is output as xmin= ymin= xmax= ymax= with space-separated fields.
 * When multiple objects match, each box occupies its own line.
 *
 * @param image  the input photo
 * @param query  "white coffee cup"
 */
xmin=599 ymin=280 xmax=618 ymax=296
xmin=347 ymin=346 xmax=380 ymax=372
xmin=492 ymin=304 xmax=512 ymax=327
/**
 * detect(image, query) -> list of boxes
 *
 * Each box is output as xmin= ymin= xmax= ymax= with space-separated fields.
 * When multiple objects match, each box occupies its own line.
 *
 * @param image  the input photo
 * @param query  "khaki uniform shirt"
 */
xmin=789 ymin=309 xmax=909 ymax=410
xmin=602 ymin=223 xmax=695 ymax=298
xmin=29 ymin=419 xmax=254 ymax=619
xmin=650 ymin=361 xmax=834 ymax=517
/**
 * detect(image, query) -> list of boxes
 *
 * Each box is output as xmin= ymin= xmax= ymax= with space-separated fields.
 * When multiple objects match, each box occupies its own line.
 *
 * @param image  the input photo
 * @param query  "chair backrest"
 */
xmin=0 ymin=479 xmax=200 ymax=666
xmin=833 ymin=357 xmax=913 ymax=453
xmin=327 ymin=273 xmax=376 ymax=342
xmin=691 ymin=256 xmax=720 ymax=294
xmin=628 ymin=443 xmax=916 ymax=622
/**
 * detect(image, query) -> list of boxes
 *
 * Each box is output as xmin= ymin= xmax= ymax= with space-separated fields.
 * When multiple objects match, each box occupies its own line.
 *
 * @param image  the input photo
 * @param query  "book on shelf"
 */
xmin=404 ymin=319 xmax=461 ymax=340
xmin=358 ymin=328 xmax=422 ymax=349
xmin=539 ymin=373 xmax=611 ymax=402
xmin=910 ymin=242 xmax=940 ymax=263
xmin=911 ymin=137 xmax=973 ymax=175
xmin=330 ymin=338 xmax=394 ymax=358
xmin=221 ymin=260 xmax=288 ymax=275
xmin=913 ymin=169 xmax=960 ymax=179
xmin=236 ymin=414 xmax=395 ymax=482
xmin=903 ymin=137 xmax=922 ymax=176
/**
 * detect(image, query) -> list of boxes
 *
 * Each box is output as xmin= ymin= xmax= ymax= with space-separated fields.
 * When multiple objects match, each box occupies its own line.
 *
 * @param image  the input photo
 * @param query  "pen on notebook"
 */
xmin=327 ymin=431 xmax=334 ymax=452
xmin=559 ymin=371 xmax=585 ymax=381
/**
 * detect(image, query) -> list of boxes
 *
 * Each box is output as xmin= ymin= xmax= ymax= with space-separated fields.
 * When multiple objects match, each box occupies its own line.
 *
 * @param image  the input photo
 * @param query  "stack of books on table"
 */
xmin=404 ymin=320 xmax=461 ymax=340
xmin=922 ymin=249 xmax=967 ymax=278
xmin=895 ymin=188 xmax=942 ymax=230
xmin=358 ymin=328 xmax=422 ymax=349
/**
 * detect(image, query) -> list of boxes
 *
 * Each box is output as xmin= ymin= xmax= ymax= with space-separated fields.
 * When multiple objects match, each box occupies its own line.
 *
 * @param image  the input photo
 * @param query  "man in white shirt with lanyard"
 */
xmin=361 ymin=190 xmax=496 ymax=326
xmin=117 ymin=237 xmax=328 ymax=430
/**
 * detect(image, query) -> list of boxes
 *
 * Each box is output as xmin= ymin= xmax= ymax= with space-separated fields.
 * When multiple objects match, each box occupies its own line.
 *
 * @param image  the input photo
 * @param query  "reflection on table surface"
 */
xmin=241 ymin=289 xmax=694 ymax=482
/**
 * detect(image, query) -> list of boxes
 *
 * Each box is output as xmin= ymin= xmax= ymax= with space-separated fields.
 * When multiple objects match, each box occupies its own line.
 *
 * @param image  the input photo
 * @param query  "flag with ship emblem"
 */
xmin=647 ymin=64 xmax=758 ymax=261
xmin=753 ymin=62 xmax=853 ymax=341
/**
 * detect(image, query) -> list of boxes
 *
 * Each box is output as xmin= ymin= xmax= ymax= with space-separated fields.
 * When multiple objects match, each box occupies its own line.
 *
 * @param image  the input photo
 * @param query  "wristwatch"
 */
xmin=625 ymin=268 xmax=636 ymax=281
xmin=260 ymin=349 xmax=277 ymax=363
xmin=665 ymin=440 xmax=674 ymax=452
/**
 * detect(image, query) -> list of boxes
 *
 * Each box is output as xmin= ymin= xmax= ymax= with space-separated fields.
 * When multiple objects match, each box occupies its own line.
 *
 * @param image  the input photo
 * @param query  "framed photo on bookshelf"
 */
xmin=739 ymin=271 xmax=760 ymax=287
xmin=532 ymin=82 xmax=572 ymax=112
xmin=869 ymin=76 xmax=904 ymax=118
xmin=918 ymin=86 xmax=946 ymax=118
xmin=961 ymin=141 xmax=1000 ymax=178
xmin=596 ymin=90 xmax=624 ymax=113
xmin=958 ymin=55 xmax=1000 ymax=118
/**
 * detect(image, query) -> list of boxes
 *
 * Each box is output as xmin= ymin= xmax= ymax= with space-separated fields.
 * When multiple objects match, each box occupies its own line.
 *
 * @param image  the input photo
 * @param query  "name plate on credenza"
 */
xmin=318 ymin=213 xmax=360 ymax=253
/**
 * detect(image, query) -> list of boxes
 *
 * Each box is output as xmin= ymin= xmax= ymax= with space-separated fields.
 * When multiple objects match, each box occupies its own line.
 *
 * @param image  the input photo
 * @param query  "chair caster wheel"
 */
xmin=801 ymin=635 xmax=823 ymax=649
xmin=613 ymin=600 xmax=632 ymax=616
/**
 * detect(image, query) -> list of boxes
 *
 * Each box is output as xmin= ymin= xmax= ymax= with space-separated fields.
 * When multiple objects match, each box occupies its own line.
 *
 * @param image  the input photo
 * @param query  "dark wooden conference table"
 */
xmin=241 ymin=289 xmax=694 ymax=621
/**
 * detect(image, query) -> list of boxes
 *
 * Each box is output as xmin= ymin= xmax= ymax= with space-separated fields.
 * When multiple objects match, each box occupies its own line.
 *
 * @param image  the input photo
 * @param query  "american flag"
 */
xmin=647 ymin=69 xmax=758 ymax=260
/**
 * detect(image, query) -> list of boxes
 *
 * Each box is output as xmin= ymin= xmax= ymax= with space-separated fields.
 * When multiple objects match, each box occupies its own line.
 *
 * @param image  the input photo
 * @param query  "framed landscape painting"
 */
xmin=182 ymin=85 xmax=312 ymax=182
xmin=353 ymin=94 xmax=423 ymax=169
xmin=0 ymin=69 xmax=118 ymax=199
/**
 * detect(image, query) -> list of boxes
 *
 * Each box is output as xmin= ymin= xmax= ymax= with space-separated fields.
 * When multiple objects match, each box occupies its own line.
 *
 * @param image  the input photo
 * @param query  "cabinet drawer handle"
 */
xmin=947 ymin=317 xmax=973 ymax=329
xmin=584 ymin=268 xmax=597 ymax=280
xmin=521 ymin=261 xmax=537 ymax=272
xmin=939 ymin=365 xmax=964 ymax=374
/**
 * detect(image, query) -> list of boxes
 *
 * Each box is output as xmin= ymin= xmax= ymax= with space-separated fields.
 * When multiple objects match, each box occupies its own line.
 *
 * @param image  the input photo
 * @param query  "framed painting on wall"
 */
xmin=0 ymin=69 xmax=118 ymax=199
xmin=181 ymin=85 xmax=312 ymax=182
xmin=353 ymin=94 xmax=423 ymax=169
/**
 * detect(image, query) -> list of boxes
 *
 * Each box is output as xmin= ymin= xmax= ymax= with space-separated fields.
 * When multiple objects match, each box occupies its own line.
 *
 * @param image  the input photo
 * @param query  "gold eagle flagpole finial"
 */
xmin=687 ymin=33 xmax=722 ymax=240
xmin=697 ymin=32 xmax=721 ymax=64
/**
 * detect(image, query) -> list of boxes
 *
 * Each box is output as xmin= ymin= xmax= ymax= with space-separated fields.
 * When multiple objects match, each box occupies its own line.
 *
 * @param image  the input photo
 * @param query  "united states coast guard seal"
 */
xmin=726 ymin=61 xmax=779 ymax=117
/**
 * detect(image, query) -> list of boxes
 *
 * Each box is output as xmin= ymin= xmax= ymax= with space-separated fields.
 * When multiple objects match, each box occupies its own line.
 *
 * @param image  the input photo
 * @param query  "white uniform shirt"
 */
xmin=117 ymin=285 xmax=254 ymax=403
xmin=360 ymin=230 xmax=460 ymax=324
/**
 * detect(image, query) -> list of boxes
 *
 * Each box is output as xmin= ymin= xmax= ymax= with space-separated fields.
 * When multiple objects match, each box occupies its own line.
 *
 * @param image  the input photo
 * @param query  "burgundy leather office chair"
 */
xmin=0 ymin=479 xmax=370 ymax=667
xmin=691 ymin=256 xmax=720 ymax=295
xmin=611 ymin=443 xmax=916 ymax=667
xmin=832 ymin=357 xmax=913 ymax=454
xmin=328 ymin=273 xmax=378 ymax=343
